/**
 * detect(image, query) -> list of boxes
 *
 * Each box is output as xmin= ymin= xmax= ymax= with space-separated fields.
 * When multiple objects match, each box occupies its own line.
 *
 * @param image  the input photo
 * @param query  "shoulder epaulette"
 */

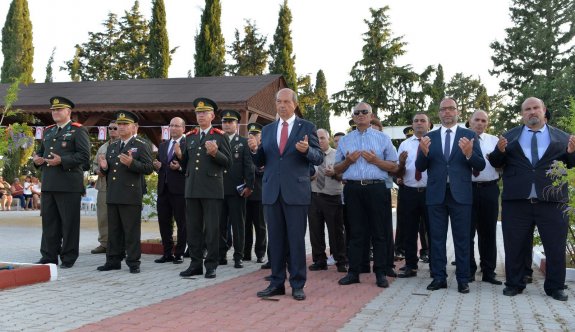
xmin=186 ymin=129 xmax=198 ymax=136
xmin=210 ymin=128 xmax=225 ymax=135
xmin=135 ymin=137 xmax=148 ymax=144
xmin=46 ymin=124 xmax=56 ymax=129
xmin=71 ymin=122 xmax=82 ymax=127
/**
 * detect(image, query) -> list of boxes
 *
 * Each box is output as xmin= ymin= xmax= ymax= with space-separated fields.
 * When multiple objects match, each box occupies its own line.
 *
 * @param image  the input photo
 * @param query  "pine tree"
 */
xmin=227 ymin=20 xmax=268 ymax=76
xmin=296 ymin=74 xmax=316 ymax=118
xmin=118 ymin=1 xmax=150 ymax=79
xmin=427 ymin=64 xmax=445 ymax=113
xmin=1 ymin=0 xmax=34 ymax=84
xmin=44 ymin=47 xmax=55 ymax=83
xmin=308 ymin=70 xmax=331 ymax=132
xmin=148 ymin=0 xmax=171 ymax=78
xmin=194 ymin=0 xmax=226 ymax=77
xmin=490 ymin=0 xmax=575 ymax=126
xmin=269 ymin=0 xmax=297 ymax=89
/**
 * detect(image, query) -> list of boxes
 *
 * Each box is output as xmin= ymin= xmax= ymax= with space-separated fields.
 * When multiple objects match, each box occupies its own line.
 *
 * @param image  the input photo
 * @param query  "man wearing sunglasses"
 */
xmin=335 ymin=102 xmax=399 ymax=289
xmin=91 ymin=120 xmax=120 ymax=255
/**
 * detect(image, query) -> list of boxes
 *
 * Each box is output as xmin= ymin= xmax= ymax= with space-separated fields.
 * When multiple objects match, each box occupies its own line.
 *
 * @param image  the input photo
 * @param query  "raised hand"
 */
xmin=361 ymin=150 xmax=379 ymax=164
xmin=169 ymin=160 xmax=181 ymax=170
xmin=98 ymin=154 xmax=108 ymax=170
xmin=345 ymin=150 xmax=361 ymax=164
xmin=247 ymin=134 xmax=259 ymax=152
xmin=458 ymin=137 xmax=474 ymax=158
xmin=33 ymin=154 xmax=45 ymax=166
xmin=45 ymin=152 xmax=62 ymax=166
xmin=119 ymin=150 xmax=133 ymax=167
xmin=420 ymin=137 xmax=431 ymax=156
xmin=173 ymin=141 xmax=182 ymax=159
xmin=205 ymin=140 xmax=218 ymax=157
xmin=497 ymin=135 xmax=508 ymax=153
xmin=568 ymin=135 xmax=575 ymax=154
xmin=295 ymin=135 xmax=309 ymax=153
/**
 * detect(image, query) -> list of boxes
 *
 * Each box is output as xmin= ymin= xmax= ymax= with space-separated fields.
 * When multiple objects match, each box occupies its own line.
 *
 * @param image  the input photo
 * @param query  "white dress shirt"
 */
xmin=472 ymin=132 xmax=500 ymax=182
xmin=397 ymin=136 xmax=427 ymax=187
xmin=276 ymin=114 xmax=296 ymax=147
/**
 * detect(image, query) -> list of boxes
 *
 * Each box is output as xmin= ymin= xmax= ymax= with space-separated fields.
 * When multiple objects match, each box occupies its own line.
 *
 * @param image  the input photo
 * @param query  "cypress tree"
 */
xmin=269 ymin=0 xmax=297 ymax=89
xmin=311 ymin=70 xmax=331 ymax=132
xmin=1 ymin=0 xmax=34 ymax=84
xmin=148 ymin=0 xmax=170 ymax=78
xmin=44 ymin=47 xmax=55 ymax=83
xmin=194 ymin=0 xmax=226 ymax=77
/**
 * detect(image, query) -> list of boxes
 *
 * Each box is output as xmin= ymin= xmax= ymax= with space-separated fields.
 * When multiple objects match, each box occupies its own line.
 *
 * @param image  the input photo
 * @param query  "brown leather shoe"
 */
xmin=91 ymin=246 xmax=107 ymax=254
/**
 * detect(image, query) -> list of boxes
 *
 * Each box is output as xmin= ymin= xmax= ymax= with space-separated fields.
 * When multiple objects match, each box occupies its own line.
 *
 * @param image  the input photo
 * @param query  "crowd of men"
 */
xmin=31 ymin=90 xmax=574 ymax=302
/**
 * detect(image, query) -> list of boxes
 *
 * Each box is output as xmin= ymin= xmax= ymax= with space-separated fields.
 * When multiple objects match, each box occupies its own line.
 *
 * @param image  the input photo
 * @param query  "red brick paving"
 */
xmin=75 ymin=257 xmax=398 ymax=332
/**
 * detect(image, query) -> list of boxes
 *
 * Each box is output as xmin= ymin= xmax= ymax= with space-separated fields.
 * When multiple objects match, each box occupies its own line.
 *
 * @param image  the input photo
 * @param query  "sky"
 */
xmin=0 ymin=0 xmax=513 ymax=132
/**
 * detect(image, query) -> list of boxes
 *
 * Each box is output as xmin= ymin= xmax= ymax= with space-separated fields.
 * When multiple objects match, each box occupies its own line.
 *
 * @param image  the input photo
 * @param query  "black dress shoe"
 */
xmin=399 ymin=265 xmax=418 ymax=272
xmin=205 ymin=268 xmax=216 ymax=279
xmin=264 ymin=275 xmax=272 ymax=281
xmin=308 ymin=262 xmax=328 ymax=271
xmin=547 ymin=289 xmax=568 ymax=301
xmin=256 ymin=257 xmax=264 ymax=263
xmin=154 ymin=255 xmax=174 ymax=263
xmin=397 ymin=268 xmax=417 ymax=278
xmin=129 ymin=266 xmax=140 ymax=274
xmin=218 ymin=258 xmax=228 ymax=266
xmin=502 ymin=286 xmax=523 ymax=296
xmin=426 ymin=280 xmax=447 ymax=291
xmin=234 ymin=260 xmax=243 ymax=268
xmin=385 ymin=268 xmax=397 ymax=278
xmin=458 ymin=282 xmax=470 ymax=294
xmin=336 ymin=265 xmax=348 ymax=273
xmin=97 ymin=263 xmax=121 ymax=271
xmin=183 ymin=250 xmax=190 ymax=258
xmin=292 ymin=288 xmax=306 ymax=301
xmin=338 ymin=273 xmax=360 ymax=285
xmin=35 ymin=259 xmax=57 ymax=265
xmin=523 ymin=275 xmax=533 ymax=284
xmin=257 ymin=285 xmax=285 ymax=297
xmin=261 ymin=261 xmax=271 ymax=269
xmin=180 ymin=266 xmax=203 ymax=277
xmin=376 ymin=274 xmax=389 ymax=288
xmin=419 ymin=254 xmax=429 ymax=263
xmin=482 ymin=275 xmax=503 ymax=285
xmin=173 ymin=256 xmax=183 ymax=264
xmin=60 ymin=262 xmax=74 ymax=269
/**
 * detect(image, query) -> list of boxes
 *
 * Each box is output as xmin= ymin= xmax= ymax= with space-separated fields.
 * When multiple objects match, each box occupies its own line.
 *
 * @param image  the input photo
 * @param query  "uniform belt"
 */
xmin=345 ymin=179 xmax=386 ymax=186
xmin=312 ymin=192 xmax=340 ymax=198
xmin=403 ymin=185 xmax=426 ymax=192
xmin=472 ymin=180 xmax=498 ymax=188
xmin=527 ymin=198 xmax=539 ymax=204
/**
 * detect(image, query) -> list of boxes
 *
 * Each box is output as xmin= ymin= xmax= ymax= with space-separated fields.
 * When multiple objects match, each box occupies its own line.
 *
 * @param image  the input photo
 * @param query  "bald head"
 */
xmin=469 ymin=110 xmax=489 ymax=135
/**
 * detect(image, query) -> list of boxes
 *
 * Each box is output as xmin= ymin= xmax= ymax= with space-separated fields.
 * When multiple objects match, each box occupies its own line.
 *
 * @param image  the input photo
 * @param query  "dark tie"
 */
xmin=415 ymin=139 xmax=422 ymax=181
xmin=56 ymin=127 xmax=62 ymax=134
xmin=316 ymin=165 xmax=326 ymax=190
xmin=167 ymin=140 xmax=175 ymax=160
xmin=279 ymin=121 xmax=288 ymax=155
xmin=530 ymin=130 xmax=540 ymax=165
xmin=120 ymin=141 xmax=125 ymax=151
xmin=200 ymin=131 xmax=206 ymax=143
xmin=473 ymin=136 xmax=481 ymax=177
xmin=443 ymin=129 xmax=452 ymax=160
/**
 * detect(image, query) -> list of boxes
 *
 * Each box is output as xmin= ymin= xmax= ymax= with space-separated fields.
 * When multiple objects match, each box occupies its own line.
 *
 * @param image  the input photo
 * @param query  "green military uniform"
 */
xmin=179 ymin=98 xmax=232 ymax=277
xmin=37 ymin=96 xmax=90 ymax=267
xmin=218 ymin=110 xmax=255 ymax=266
xmin=102 ymin=111 xmax=153 ymax=271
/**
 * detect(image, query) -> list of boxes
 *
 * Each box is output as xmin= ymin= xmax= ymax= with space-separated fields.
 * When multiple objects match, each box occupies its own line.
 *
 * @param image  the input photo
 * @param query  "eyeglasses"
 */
xmin=439 ymin=106 xmax=457 ymax=112
xmin=108 ymin=127 xmax=118 ymax=131
xmin=353 ymin=109 xmax=370 ymax=116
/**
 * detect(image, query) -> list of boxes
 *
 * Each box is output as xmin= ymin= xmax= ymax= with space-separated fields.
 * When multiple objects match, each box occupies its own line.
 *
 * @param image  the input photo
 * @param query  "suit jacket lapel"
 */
xmin=539 ymin=126 xmax=560 ymax=164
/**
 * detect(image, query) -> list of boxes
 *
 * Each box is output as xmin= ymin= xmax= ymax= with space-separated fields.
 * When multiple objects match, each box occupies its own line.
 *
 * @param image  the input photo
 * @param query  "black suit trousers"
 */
xmin=40 ymin=192 xmax=81 ymax=264
xmin=308 ymin=193 xmax=347 ymax=265
xmin=157 ymin=191 xmax=187 ymax=256
xmin=398 ymin=186 xmax=429 ymax=269
xmin=186 ymin=198 xmax=222 ymax=270
xmin=502 ymin=200 xmax=567 ymax=292
xmin=106 ymin=203 xmax=142 ymax=268
xmin=470 ymin=182 xmax=499 ymax=277
xmin=244 ymin=200 xmax=267 ymax=259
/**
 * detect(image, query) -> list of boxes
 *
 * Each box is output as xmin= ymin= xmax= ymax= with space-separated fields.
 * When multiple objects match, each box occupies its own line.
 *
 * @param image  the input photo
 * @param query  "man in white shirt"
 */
xmin=467 ymin=111 xmax=503 ymax=285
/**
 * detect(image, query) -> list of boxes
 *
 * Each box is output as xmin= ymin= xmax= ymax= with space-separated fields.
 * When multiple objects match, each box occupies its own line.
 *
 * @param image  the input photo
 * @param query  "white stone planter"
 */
xmin=532 ymin=246 xmax=575 ymax=282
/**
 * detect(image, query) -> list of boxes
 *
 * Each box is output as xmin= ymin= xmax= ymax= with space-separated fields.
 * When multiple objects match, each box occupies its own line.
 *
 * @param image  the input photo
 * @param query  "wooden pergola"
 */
xmin=0 ymin=75 xmax=287 ymax=146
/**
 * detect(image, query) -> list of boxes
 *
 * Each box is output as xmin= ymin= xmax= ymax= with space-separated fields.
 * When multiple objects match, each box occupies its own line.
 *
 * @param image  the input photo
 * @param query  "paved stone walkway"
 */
xmin=1 ymin=211 xmax=574 ymax=331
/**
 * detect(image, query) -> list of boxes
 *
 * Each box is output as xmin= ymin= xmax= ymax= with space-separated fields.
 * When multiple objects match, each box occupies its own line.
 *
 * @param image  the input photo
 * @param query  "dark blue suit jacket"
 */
xmin=251 ymin=117 xmax=324 ymax=205
xmin=156 ymin=137 xmax=186 ymax=195
xmin=415 ymin=126 xmax=485 ymax=205
xmin=489 ymin=125 xmax=575 ymax=203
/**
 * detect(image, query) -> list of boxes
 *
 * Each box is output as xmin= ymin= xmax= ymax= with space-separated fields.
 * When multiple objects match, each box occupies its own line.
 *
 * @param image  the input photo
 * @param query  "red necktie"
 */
xmin=279 ymin=121 xmax=288 ymax=155
xmin=415 ymin=139 xmax=422 ymax=181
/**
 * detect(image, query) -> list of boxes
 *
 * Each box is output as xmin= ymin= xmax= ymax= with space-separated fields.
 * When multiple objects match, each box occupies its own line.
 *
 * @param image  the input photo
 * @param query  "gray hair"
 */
xmin=354 ymin=102 xmax=372 ymax=113
xmin=317 ymin=128 xmax=330 ymax=138
xmin=276 ymin=88 xmax=298 ymax=104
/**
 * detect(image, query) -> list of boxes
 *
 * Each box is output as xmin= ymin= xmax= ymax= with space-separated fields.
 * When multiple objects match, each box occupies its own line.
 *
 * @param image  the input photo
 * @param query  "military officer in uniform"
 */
xmin=175 ymin=98 xmax=232 ymax=279
xmin=33 ymin=96 xmax=91 ymax=268
xmin=244 ymin=122 xmax=267 ymax=263
xmin=97 ymin=111 xmax=154 ymax=274
xmin=218 ymin=110 xmax=255 ymax=268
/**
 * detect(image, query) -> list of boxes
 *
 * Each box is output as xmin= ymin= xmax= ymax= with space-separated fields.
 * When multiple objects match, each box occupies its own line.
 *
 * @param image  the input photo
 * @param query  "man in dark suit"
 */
xmin=175 ymin=98 xmax=232 ymax=279
xmin=248 ymin=88 xmax=324 ymax=301
xmin=152 ymin=117 xmax=187 ymax=264
xmin=218 ymin=109 xmax=255 ymax=268
xmin=489 ymin=97 xmax=575 ymax=301
xmin=97 ymin=111 xmax=154 ymax=274
xmin=244 ymin=122 xmax=267 ymax=263
xmin=33 ymin=96 xmax=91 ymax=268
xmin=415 ymin=98 xmax=485 ymax=294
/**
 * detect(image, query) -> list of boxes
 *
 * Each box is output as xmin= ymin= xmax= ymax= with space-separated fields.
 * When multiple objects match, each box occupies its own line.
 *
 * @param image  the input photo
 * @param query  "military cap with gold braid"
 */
xmin=50 ymin=96 xmax=75 ymax=110
xmin=403 ymin=126 xmax=414 ymax=138
xmin=248 ymin=122 xmax=262 ymax=134
xmin=221 ymin=109 xmax=241 ymax=122
xmin=193 ymin=97 xmax=218 ymax=113
xmin=115 ymin=110 xmax=139 ymax=124
xmin=348 ymin=119 xmax=357 ymax=130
